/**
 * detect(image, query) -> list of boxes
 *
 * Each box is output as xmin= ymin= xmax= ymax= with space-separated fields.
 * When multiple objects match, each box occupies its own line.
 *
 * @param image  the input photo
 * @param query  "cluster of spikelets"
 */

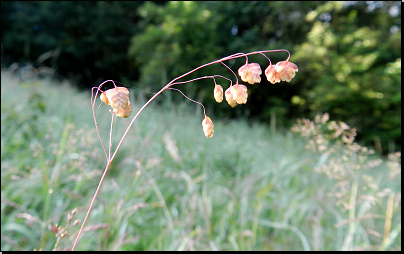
xmin=203 ymin=59 xmax=298 ymax=138
xmin=98 ymin=58 xmax=298 ymax=139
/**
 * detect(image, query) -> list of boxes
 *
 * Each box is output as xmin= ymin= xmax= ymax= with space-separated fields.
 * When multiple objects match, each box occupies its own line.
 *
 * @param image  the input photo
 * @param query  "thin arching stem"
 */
xmin=244 ymin=54 xmax=249 ymax=63
xmin=171 ymin=74 xmax=233 ymax=87
xmin=72 ymin=160 xmax=112 ymax=250
xmin=168 ymin=87 xmax=206 ymax=116
xmin=220 ymin=61 xmax=239 ymax=85
xmin=109 ymin=112 xmax=114 ymax=160
xmin=258 ymin=52 xmax=272 ymax=63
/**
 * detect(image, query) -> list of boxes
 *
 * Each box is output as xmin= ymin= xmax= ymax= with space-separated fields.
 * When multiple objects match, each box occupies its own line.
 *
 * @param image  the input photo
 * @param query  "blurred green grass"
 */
xmin=1 ymin=70 xmax=401 ymax=251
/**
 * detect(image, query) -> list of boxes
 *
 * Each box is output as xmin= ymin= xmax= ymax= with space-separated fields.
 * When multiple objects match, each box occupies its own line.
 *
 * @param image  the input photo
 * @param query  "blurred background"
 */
xmin=1 ymin=1 xmax=401 ymax=251
xmin=1 ymin=1 xmax=401 ymax=153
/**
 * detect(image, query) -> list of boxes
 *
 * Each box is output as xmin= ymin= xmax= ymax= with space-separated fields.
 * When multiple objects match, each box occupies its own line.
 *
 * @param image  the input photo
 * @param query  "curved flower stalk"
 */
xmin=72 ymin=49 xmax=298 ymax=250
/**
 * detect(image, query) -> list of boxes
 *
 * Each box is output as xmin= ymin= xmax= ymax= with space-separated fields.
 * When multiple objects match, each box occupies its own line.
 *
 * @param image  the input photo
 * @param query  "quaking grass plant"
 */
xmin=71 ymin=49 xmax=298 ymax=250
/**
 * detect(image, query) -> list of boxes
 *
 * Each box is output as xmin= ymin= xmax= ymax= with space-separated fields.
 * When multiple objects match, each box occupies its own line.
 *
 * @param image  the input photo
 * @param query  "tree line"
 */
xmin=1 ymin=1 xmax=401 ymax=153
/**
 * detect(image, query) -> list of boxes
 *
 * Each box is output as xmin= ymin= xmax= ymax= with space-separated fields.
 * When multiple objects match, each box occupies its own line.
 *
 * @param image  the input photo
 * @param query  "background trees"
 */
xmin=291 ymin=1 xmax=401 ymax=153
xmin=1 ymin=1 xmax=401 ymax=153
xmin=1 ymin=1 xmax=143 ymax=85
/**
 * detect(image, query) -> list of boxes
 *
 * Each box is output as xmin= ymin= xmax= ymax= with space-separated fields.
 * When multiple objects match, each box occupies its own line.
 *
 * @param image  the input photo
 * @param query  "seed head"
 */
xmin=100 ymin=87 xmax=132 ymax=118
xmin=231 ymin=83 xmax=248 ymax=105
xmin=100 ymin=92 xmax=109 ymax=105
xmin=202 ymin=115 xmax=214 ymax=138
xmin=238 ymin=63 xmax=262 ymax=85
xmin=275 ymin=60 xmax=298 ymax=82
xmin=225 ymin=87 xmax=238 ymax=108
xmin=116 ymin=101 xmax=132 ymax=118
xmin=264 ymin=64 xmax=281 ymax=84
xmin=214 ymin=84 xmax=223 ymax=103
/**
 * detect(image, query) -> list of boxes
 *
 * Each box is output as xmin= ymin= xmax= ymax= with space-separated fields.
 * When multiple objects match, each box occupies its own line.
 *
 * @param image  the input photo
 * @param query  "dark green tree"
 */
xmin=292 ymin=1 xmax=401 ymax=152
xmin=128 ymin=1 xmax=401 ymax=152
xmin=1 ymin=1 xmax=143 ymax=87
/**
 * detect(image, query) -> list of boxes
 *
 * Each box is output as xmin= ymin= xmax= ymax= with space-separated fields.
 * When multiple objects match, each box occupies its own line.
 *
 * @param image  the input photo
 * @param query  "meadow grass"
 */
xmin=1 ymin=70 xmax=401 ymax=250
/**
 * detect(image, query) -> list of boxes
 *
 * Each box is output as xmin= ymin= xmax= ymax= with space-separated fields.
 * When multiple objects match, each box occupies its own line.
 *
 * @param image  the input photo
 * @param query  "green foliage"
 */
xmin=1 ymin=1 xmax=142 ymax=85
xmin=1 ymin=70 xmax=401 ymax=250
xmin=128 ymin=1 xmax=224 ymax=110
xmin=2 ymin=1 xmax=401 ymax=152
xmin=292 ymin=1 xmax=401 ymax=152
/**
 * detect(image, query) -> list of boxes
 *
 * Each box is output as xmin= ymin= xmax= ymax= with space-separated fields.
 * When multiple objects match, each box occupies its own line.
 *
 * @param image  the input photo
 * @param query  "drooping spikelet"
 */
xmin=202 ymin=115 xmax=214 ymax=138
xmin=100 ymin=87 xmax=132 ymax=118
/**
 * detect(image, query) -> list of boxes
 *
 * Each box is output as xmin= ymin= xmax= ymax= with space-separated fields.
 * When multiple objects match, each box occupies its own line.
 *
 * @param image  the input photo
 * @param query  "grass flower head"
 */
xmin=225 ymin=86 xmax=238 ymax=108
xmin=214 ymin=84 xmax=224 ymax=103
xmin=238 ymin=62 xmax=262 ymax=84
xmin=265 ymin=64 xmax=281 ymax=84
xmin=275 ymin=60 xmax=298 ymax=82
xmin=100 ymin=87 xmax=132 ymax=118
xmin=202 ymin=115 xmax=214 ymax=138
xmin=231 ymin=83 xmax=248 ymax=105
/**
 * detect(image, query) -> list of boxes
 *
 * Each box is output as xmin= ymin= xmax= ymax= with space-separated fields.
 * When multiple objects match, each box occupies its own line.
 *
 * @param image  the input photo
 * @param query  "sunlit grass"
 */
xmin=1 ymin=70 xmax=401 ymax=251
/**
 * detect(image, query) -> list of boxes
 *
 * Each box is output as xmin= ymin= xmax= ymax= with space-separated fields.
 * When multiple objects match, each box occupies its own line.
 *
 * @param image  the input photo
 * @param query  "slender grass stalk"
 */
xmin=177 ymin=228 xmax=199 ymax=251
xmin=251 ymin=202 xmax=263 ymax=250
xmin=383 ymin=192 xmax=394 ymax=241
xmin=71 ymin=160 xmax=113 ymax=250
xmin=379 ymin=222 xmax=401 ymax=251
xmin=341 ymin=180 xmax=358 ymax=251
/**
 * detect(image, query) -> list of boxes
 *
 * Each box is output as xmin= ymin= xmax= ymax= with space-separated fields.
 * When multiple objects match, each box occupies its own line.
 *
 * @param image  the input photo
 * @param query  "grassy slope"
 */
xmin=1 ymin=70 xmax=401 ymax=251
